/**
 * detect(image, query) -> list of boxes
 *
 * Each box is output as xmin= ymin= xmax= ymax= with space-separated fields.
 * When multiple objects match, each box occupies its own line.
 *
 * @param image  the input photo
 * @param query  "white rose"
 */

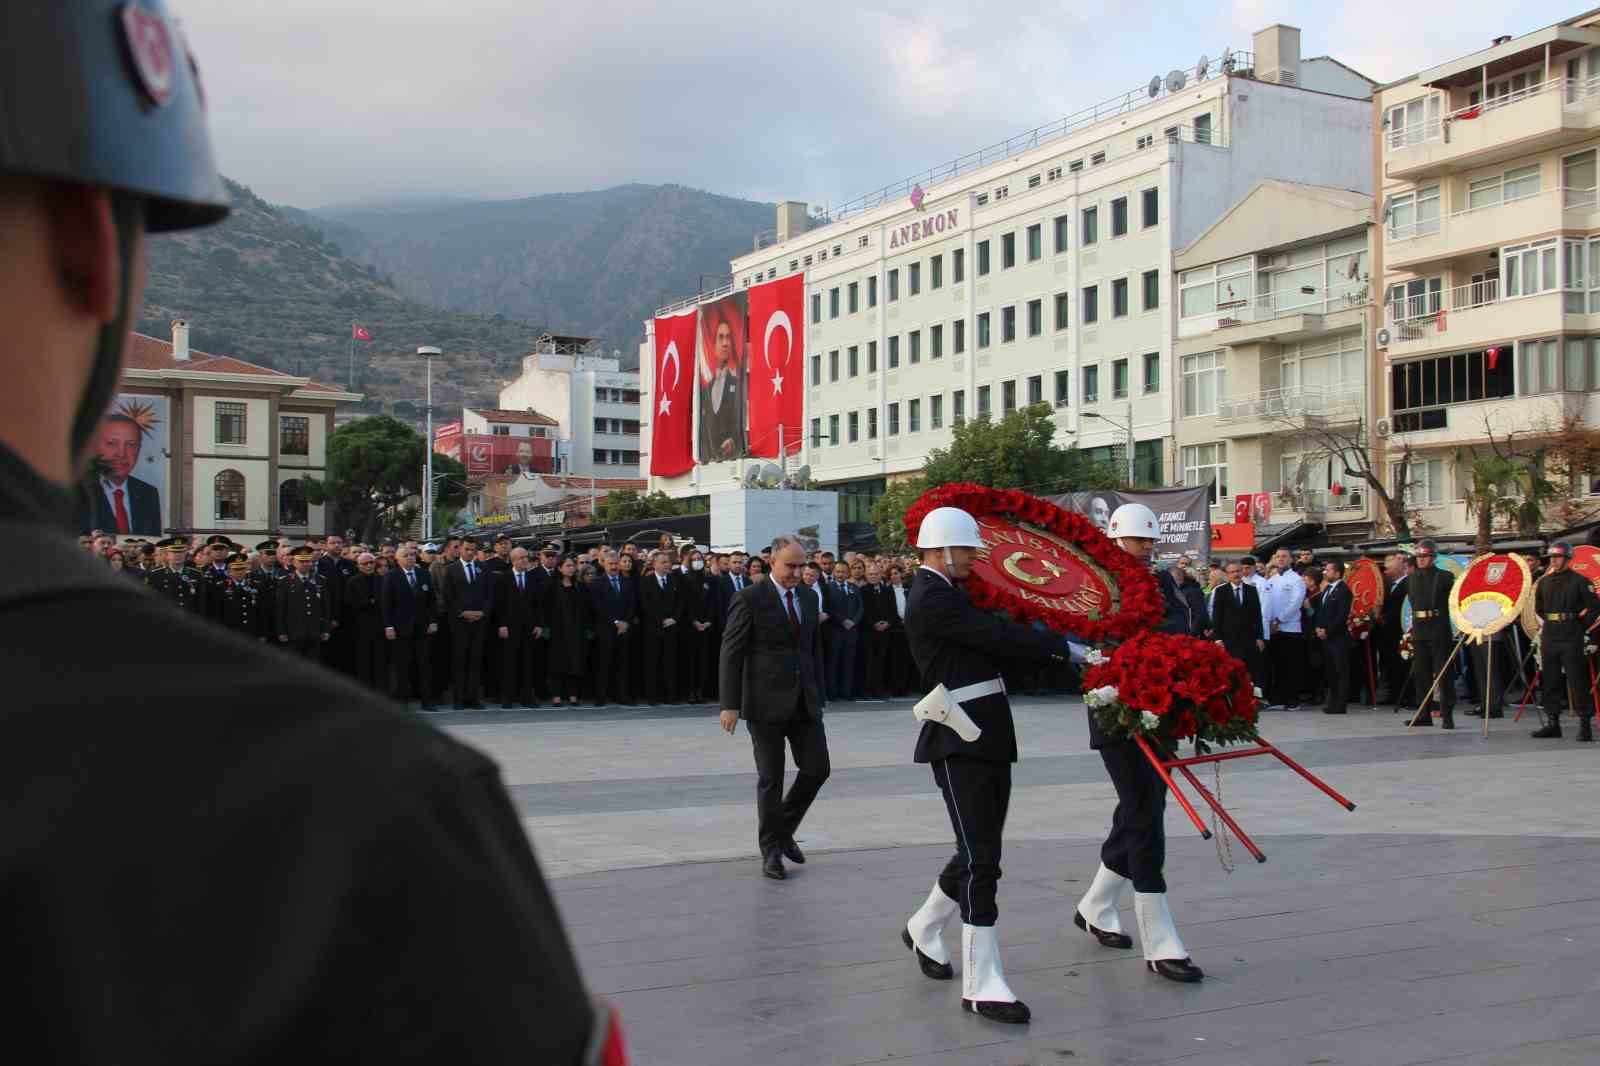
xmin=1253 ymin=686 xmax=1263 ymax=698
xmin=1085 ymin=648 xmax=1110 ymax=666
xmin=1139 ymin=710 xmax=1161 ymax=731
xmin=1084 ymin=684 xmax=1119 ymax=708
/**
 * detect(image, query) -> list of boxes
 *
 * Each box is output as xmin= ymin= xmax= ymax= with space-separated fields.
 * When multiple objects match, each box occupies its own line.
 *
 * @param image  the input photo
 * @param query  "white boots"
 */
xmin=1073 ymin=863 xmax=1132 ymax=948
xmin=961 ymin=924 xmax=1030 ymax=1024
xmin=903 ymin=883 xmax=959 ymax=979
xmin=1134 ymin=891 xmax=1204 ymax=982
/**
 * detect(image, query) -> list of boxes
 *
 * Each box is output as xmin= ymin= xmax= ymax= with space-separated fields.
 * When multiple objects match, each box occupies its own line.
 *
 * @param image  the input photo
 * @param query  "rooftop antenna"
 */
xmin=1196 ymin=54 xmax=1210 ymax=82
xmin=1220 ymin=48 xmax=1236 ymax=73
xmin=1166 ymin=68 xmax=1188 ymax=93
xmin=1147 ymin=75 xmax=1162 ymax=98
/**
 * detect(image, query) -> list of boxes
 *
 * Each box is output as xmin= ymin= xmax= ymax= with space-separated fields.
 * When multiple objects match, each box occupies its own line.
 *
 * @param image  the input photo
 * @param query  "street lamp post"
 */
xmin=417 ymin=345 xmax=441 ymax=541
xmin=1083 ymin=409 xmax=1136 ymax=486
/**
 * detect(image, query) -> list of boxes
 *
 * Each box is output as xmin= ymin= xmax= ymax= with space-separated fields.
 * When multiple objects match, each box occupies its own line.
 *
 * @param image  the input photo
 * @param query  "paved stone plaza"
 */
xmin=441 ymin=700 xmax=1600 ymax=1065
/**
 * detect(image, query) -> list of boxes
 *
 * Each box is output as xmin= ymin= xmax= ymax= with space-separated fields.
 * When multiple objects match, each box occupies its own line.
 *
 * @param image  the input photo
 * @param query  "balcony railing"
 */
xmin=1215 ymin=382 xmax=1365 ymax=424
xmin=1388 ymin=277 xmax=1500 ymax=328
xmin=1389 ymin=184 xmax=1597 ymax=244
xmin=1279 ymin=488 xmax=1366 ymax=514
xmin=1214 ymin=280 xmax=1369 ymax=326
xmin=1386 ymin=75 xmax=1600 ymax=152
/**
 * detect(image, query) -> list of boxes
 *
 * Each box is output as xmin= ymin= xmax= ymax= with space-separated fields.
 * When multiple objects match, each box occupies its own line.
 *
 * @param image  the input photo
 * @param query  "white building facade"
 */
xmin=644 ymin=26 xmax=1374 ymax=526
xmin=498 ymin=334 xmax=642 ymax=479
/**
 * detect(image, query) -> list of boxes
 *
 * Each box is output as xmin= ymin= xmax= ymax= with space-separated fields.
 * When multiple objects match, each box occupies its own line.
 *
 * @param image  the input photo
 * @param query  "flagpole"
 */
xmin=348 ymin=320 xmax=354 ymax=390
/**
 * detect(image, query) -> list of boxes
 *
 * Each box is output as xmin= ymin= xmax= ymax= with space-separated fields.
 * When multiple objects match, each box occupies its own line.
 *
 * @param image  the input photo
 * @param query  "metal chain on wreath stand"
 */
xmin=1210 ymin=756 xmax=1236 ymax=874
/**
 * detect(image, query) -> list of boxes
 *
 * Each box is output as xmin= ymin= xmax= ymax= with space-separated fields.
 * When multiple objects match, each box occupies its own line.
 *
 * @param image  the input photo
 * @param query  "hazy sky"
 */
xmin=181 ymin=0 xmax=1581 ymax=210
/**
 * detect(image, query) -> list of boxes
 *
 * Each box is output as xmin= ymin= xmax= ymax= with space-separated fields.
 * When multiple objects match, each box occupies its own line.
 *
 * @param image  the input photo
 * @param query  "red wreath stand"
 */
xmin=906 ymin=483 xmax=1357 ymax=861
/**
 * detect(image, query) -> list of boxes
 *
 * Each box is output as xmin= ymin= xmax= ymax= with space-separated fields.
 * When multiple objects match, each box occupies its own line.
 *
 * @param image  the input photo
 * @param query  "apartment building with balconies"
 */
xmin=1377 ymin=12 xmax=1600 ymax=536
xmin=1174 ymin=181 xmax=1378 ymax=543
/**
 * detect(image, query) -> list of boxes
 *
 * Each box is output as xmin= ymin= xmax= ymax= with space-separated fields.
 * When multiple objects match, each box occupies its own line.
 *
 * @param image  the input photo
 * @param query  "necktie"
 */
xmin=517 ymin=572 xmax=524 ymax=592
xmin=785 ymin=589 xmax=800 ymax=629
xmin=612 ymin=577 xmax=620 ymax=594
xmin=407 ymin=569 xmax=415 ymax=589
xmin=659 ymin=575 xmax=666 ymax=590
xmin=467 ymin=564 xmax=475 ymax=584
xmin=113 ymin=488 xmax=130 ymax=534
xmin=1236 ymin=586 xmax=1243 ymax=605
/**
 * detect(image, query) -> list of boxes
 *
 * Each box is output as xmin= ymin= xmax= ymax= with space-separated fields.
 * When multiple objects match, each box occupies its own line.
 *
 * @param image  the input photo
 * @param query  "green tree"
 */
xmin=594 ymin=489 xmax=685 ymax=523
xmin=303 ymin=415 xmax=466 ymax=541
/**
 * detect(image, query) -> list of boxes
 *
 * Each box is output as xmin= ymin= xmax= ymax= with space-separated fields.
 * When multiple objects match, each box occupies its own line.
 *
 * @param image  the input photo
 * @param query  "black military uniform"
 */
xmin=1533 ymin=542 xmax=1599 ymax=741
xmin=197 ymin=534 xmax=233 ymax=623
xmin=216 ymin=554 xmax=266 ymax=642
xmin=277 ymin=548 xmax=332 ymax=658
xmin=148 ymin=538 xmax=205 ymax=614
xmin=1407 ymin=541 xmax=1456 ymax=727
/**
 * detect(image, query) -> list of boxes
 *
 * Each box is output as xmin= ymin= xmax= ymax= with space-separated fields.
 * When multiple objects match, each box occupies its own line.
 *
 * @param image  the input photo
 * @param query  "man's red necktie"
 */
xmin=785 ymin=589 xmax=800 ymax=629
xmin=113 ymin=488 xmax=130 ymax=534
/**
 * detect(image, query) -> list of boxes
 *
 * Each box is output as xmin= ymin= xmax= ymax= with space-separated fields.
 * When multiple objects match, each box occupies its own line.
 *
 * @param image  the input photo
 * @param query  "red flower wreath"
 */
xmin=1083 ymin=631 xmax=1261 ymax=745
xmin=903 ymin=482 xmax=1163 ymax=643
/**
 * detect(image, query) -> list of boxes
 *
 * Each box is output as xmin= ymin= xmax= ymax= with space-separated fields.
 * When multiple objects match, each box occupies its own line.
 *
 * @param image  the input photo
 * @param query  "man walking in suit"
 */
xmin=639 ymin=549 xmax=685 ymax=703
xmin=1315 ymin=559 xmax=1353 ymax=715
xmin=718 ymin=535 xmax=829 ymax=881
xmin=825 ymin=560 xmax=863 ymax=700
xmin=1378 ymin=553 xmax=1412 ymax=707
xmin=381 ymin=544 xmax=437 ymax=710
xmin=589 ymin=553 xmax=634 ymax=706
xmin=1210 ymin=561 xmax=1267 ymax=691
xmin=443 ymin=538 xmax=496 ymax=710
xmin=494 ymin=547 xmax=541 ymax=708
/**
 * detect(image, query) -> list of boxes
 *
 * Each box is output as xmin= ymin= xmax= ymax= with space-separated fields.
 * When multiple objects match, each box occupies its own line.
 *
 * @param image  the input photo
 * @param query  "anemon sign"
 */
xmin=888 ymin=208 xmax=960 ymax=250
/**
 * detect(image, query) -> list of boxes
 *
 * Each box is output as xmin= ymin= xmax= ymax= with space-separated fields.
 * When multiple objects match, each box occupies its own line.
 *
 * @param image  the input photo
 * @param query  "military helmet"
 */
xmin=1545 ymin=541 xmax=1574 ymax=559
xmin=0 ymin=1 xmax=229 ymax=231
xmin=1415 ymin=539 xmax=1438 ymax=556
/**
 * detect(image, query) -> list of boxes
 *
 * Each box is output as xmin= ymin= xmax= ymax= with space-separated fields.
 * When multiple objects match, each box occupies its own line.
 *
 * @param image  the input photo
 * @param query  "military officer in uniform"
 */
xmin=216 ymin=552 xmax=266 ymax=642
xmin=148 ymin=536 xmax=204 ymax=614
xmin=899 ymin=506 xmax=1070 ymax=1025
xmin=1406 ymin=540 xmax=1456 ymax=729
xmin=277 ymin=545 xmax=332 ymax=658
xmin=1532 ymin=541 xmax=1599 ymax=742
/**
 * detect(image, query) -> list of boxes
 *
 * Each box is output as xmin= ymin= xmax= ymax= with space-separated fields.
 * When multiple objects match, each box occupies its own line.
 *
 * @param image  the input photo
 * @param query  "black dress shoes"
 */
xmin=762 ymin=851 xmax=786 ymax=880
xmin=1073 ymin=910 xmax=1133 ymax=949
xmin=1440 ymin=712 xmax=1456 ymax=730
xmin=900 ymin=927 xmax=953 ymax=980
xmin=962 ymin=998 xmax=1031 ymax=1024
xmin=1148 ymin=958 xmax=1204 ymax=982
xmin=782 ymin=838 xmax=806 ymax=864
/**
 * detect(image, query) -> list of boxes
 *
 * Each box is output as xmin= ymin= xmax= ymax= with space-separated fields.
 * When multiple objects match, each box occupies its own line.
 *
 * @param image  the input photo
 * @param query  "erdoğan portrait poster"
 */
xmin=696 ymin=292 xmax=747 ymax=463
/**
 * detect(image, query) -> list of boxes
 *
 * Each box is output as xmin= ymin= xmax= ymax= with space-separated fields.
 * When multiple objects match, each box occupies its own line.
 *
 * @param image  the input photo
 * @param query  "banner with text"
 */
xmin=1049 ymin=486 xmax=1214 ymax=565
xmin=651 ymin=309 xmax=698 ymax=477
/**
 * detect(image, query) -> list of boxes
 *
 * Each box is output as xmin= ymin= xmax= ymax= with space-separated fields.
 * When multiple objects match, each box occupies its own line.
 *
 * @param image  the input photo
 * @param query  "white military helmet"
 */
xmin=1108 ymin=502 xmax=1160 ymax=540
xmin=916 ymin=506 xmax=985 ymax=549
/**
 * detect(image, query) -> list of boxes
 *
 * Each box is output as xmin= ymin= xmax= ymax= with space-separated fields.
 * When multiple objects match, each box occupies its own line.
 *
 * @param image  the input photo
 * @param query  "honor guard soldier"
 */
xmin=1532 ymin=541 xmax=1599 ymax=742
xmin=276 ymin=545 xmax=332 ymax=657
xmin=899 ymin=506 xmax=1070 ymax=1025
xmin=1407 ymin=540 xmax=1456 ymax=729
xmin=148 ymin=536 xmax=204 ymax=613
xmin=1072 ymin=503 xmax=1206 ymax=985
xmin=217 ymin=553 xmax=266 ymax=642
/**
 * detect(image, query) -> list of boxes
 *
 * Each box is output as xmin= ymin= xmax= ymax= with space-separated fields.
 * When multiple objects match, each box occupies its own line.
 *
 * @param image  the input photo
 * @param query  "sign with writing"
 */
xmin=887 ymin=208 xmax=960 ymax=250
xmin=1449 ymin=552 xmax=1532 ymax=642
xmin=1051 ymin=486 xmax=1214 ymax=565
xmin=971 ymin=516 xmax=1120 ymax=621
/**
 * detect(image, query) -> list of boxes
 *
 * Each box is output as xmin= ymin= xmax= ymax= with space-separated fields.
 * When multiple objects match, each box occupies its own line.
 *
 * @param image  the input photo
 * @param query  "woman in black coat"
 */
xmin=680 ymin=549 xmax=715 ymax=703
xmin=542 ymin=555 xmax=592 ymax=705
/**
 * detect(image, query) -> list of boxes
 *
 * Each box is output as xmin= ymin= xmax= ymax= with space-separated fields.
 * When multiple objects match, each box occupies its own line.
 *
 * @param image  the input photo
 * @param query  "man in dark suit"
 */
xmin=899 ymin=507 xmax=1068 ymax=1025
xmin=494 ymin=547 xmax=541 ymax=709
xmin=860 ymin=561 xmax=895 ymax=699
xmin=638 ymin=549 xmax=685 ymax=703
xmin=315 ymin=533 xmax=355 ymax=673
xmin=719 ymin=535 xmax=829 ymax=881
xmin=442 ymin=538 xmax=496 ymax=710
xmin=381 ymin=544 xmax=436 ymax=710
xmin=1377 ymin=553 xmax=1411 ymax=706
xmin=714 ymin=556 xmax=749 ymax=628
xmin=529 ymin=542 xmax=561 ymax=701
xmin=824 ymin=561 xmax=863 ymax=700
xmin=589 ymin=553 xmax=634 ymax=706
xmin=1209 ymin=561 xmax=1267 ymax=691
xmin=276 ymin=545 xmax=332 ymax=659
xmin=1315 ymin=559 xmax=1353 ymax=715
xmin=480 ymin=534 xmax=514 ymax=701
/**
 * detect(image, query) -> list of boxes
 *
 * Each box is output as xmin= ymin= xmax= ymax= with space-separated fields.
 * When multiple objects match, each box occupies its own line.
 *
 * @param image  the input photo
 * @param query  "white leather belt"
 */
xmin=947 ymin=678 xmax=1005 ymax=704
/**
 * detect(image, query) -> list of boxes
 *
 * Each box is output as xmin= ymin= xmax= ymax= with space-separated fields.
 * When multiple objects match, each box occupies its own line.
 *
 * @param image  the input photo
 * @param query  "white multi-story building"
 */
xmin=644 ymin=25 xmax=1374 ymax=526
xmin=498 ymin=333 xmax=642 ymax=478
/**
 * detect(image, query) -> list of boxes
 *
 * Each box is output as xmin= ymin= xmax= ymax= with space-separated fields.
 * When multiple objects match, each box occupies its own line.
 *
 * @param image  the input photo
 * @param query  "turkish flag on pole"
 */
xmin=352 ymin=324 xmax=373 ymax=341
xmin=650 ymin=310 xmax=697 ymax=477
xmin=746 ymin=274 xmax=804 ymax=457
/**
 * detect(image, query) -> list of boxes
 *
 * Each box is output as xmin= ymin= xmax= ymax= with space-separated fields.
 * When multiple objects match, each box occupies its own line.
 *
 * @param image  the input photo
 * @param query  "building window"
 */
xmin=1069 ymin=158 xmax=1084 ymax=172
xmin=868 ymin=408 xmax=879 ymax=439
xmin=811 ymin=352 xmax=822 ymax=385
xmin=1193 ymin=113 xmax=1211 ymax=145
xmin=810 ymin=417 xmax=823 ymax=447
xmin=1091 ymin=150 xmax=1107 ymax=165
xmin=994 ymin=186 xmax=1008 ymax=201
xmin=1137 ymin=133 xmax=1153 ymax=150
xmin=1082 ymin=365 xmax=1099 ymax=404
xmin=848 ymin=411 xmax=860 ymax=443
xmin=977 ymin=312 xmax=991 ymax=348
xmin=931 ymin=254 xmax=943 ymax=290
xmin=1390 ymin=346 xmax=1514 ymax=421
xmin=214 ymin=469 xmax=246 ymax=521
xmin=1518 ymin=337 xmax=1563 ymax=395
xmin=1385 ymin=94 xmax=1439 ymax=149
xmin=280 ymin=415 xmax=309 ymax=456
xmin=1564 ymin=149 xmax=1596 ymax=208
xmin=1387 ymin=276 xmax=1443 ymax=322
xmin=848 ymin=281 xmax=859 ymax=313
xmin=909 ymin=262 xmax=921 ymax=296
xmin=1112 ymin=358 xmax=1129 ymax=399
xmin=1055 ymin=291 xmax=1070 ymax=330
xmin=888 ymin=402 xmax=900 ymax=436
xmin=977 ymin=240 xmax=991 ymax=276
xmin=1054 ymin=369 xmax=1070 ymax=407
xmin=1082 ymin=206 xmax=1098 ymax=245
xmin=868 ymin=275 xmax=878 ymax=307
xmin=1181 ymin=442 xmax=1228 ymax=503
xmin=1391 ymin=457 xmax=1446 ymax=506
xmin=1001 ymin=232 xmax=1016 ymax=269
xmin=931 ymin=394 xmax=944 ymax=429
xmin=888 ymin=268 xmax=900 ymax=302
xmin=1468 ymin=163 xmax=1540 ymax=212
xmin=811 ymin=293 xmax=822 ymax=323
xmin=1181 ymin=350 xmax=1226 ymax=416
xmin=1027 ymin=298 xmax=1042 ymax=337
xmin=1111 ymin=196 xmax=1128 ymax=237
xmin=829 ymin=414 xmax=840 ymax=446
xmin=1082 ymin=285 xmax=1099 ymax=324
xmin=977 ymin=385 xmax=992 ymax=419
xmin=888 ymin=335 xmax=900 ymax=369
xmin=1179 ymin=257 xmax=1253 ymax=318
xmin=1388 ymin=184 xmax=1441 ymax=240
xmin=953 ymin=248 xmax=965 ymax=283
xmin=1142 ymin=269 xmax=1160 ymax=311
xmin=953 ymin=319 xmax=966 ymax=354
xmin=1001 ymin=306 xmax=1016 ymax=343
xmin=829 ymin=349 xmax=839 ymax=382
xmin=1027 ymin=374 xmax=1043 ymax=405
xmin=215 ymin=401 xmax=247 ymax=445
xmin=1112 ymin=277 xmax=1129 ymax=318
xmin=1143 ymin=351 xmax=1160 ymax=393
xmin=931 ymin=323 xmax=944 ymax=359
xmin=1135 ymin=439 xmax=1163 ymax=487
xmin=953 ymin=389 xmax=966 ymax=425
xmin=491 ymin=424 xmax=511 ymax=436
xmin=1001 ymin=380 xmax=1017 ymax=415
xmin=848 ymin=345 xmax=860 ymax=377
xmin=1503 ymin=238 xmax=1559 ymax=297
xmin=908 ymin=398 xmax=921 ymax=433
xmin=1054 ymin=214 xmax=1070 ymax=253
xmin=1142 ymin=187 xmax=1159 ymax=228
xmin=1027 ymin=223 xmax=1042 ymax=262
xmin=279 ymin=477 xmax=308 ymax=526
xmin=868 ymin=340 xmax=878 ymax=373
xmin=909 ymin=330 xmax=921 ymax=364
xmin=593 ymin=448 xmax=608 ymax=465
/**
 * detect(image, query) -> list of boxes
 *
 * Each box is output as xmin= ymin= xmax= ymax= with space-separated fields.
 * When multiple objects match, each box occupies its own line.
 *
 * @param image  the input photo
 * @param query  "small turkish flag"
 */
xmin=352 ymin=324 xmax=373 ymax=341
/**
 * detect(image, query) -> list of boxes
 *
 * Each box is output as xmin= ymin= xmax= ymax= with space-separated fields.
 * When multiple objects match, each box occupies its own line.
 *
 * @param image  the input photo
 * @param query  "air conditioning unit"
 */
xmin=1375 ymin=326 xmax=1392 ymax=348
xmin=1375 ymin=417 xmax=1392 ymax=438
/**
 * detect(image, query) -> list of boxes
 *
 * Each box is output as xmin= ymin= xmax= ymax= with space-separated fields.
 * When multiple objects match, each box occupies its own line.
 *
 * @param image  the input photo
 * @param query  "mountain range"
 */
xmin=138 ymin=180 xmax=772 ymax=410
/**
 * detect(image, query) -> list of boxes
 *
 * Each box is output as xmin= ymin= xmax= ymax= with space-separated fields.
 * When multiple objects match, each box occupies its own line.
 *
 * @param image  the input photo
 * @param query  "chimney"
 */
xmin=775 ymin=201 xmax=810 ymax=243
xmin=1252 ymin=24 xmax=1302 ymax=87
xmin=171 ymin=318 xmax=190 ymax=362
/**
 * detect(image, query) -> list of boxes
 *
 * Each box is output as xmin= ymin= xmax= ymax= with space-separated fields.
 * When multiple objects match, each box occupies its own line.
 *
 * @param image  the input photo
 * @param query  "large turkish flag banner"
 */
xmin=746 ymin=274 xmax=805 ymax=458
xmin=650 ymin=310 xmax=698 ymax=477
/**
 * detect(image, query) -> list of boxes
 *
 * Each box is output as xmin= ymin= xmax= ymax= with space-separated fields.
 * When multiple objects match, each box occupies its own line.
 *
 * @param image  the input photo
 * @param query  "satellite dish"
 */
xmin=794 ymin=464 xmax=812 ymax=488
xmin=757 ymin=462 xmax=784 ymax=489
xmin=1196 ymin=54 xmax=1210 ymax=81
xmin=1166 ymin=69 xmax=1188 ymax=93
xmin=1220 ymin=48 xmax=1235 ymax=73
xmin=742 ymin=467 xmax=762 ymax=488
xmin=1147 ymin=75 xmax=1162 ymax=98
